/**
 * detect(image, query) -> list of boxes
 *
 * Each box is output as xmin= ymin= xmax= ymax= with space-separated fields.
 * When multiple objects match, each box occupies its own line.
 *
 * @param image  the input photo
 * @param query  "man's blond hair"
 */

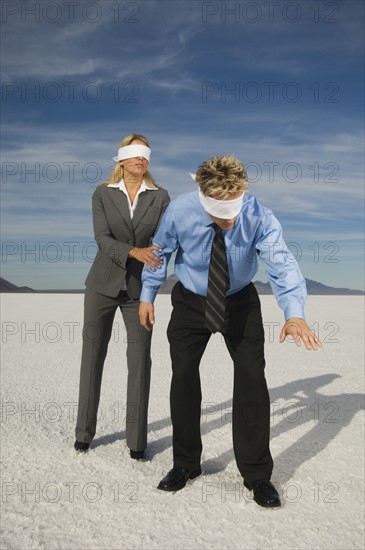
xmin=195 ymin=155 xmax=249 ymax=198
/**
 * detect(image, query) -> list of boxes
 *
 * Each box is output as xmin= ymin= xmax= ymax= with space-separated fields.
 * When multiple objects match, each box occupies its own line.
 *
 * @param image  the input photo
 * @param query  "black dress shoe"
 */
xmin=130 ymin=450 xmax=146 ymax=461
xmin=74 ymin=440 xmax=90 ymax=452
xmin=244 ymin=479 xmax=281 ymax=508
xmin=157 ymin=466 xmax=202 ymax=492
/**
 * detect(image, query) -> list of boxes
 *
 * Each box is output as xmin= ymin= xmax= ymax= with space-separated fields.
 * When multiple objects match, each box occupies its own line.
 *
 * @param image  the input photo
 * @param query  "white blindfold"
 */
xmin=190 ymin=172 xmax=244 ymax=219
xmin=113 ymin=144 xmax=151 ymax=162
xmin=198 ymin=190 xmax=244 ymax=219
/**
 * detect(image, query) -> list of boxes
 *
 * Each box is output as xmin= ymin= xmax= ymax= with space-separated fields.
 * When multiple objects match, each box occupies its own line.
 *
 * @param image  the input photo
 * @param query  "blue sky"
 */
xmin=1 ymin=0 xmax=364 ymax=290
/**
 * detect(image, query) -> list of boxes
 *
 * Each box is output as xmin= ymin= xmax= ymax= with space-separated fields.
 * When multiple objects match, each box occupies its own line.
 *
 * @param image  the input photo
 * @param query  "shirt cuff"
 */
xmin=140 ymin=286 xmax=158 ymax=303
xmin=284 ymin=303 xmax=305 ymax=321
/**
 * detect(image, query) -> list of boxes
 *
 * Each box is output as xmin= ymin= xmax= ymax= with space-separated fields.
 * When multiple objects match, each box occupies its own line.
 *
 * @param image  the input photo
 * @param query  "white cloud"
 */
xmin=1 ymin=0 xmax=363 ymax=289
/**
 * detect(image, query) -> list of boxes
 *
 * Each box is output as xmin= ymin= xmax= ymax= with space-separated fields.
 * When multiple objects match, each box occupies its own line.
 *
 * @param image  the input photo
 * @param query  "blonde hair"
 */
xmin=196 ymin=155 xmax=249 ymax=198
xmin=102 ymin=133 xmax=157 ymax=187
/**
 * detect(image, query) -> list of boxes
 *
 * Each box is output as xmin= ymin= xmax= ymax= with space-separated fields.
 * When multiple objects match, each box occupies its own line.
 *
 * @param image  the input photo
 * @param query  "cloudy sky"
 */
xmin=1 ymin=0 xmax=364 ymax=290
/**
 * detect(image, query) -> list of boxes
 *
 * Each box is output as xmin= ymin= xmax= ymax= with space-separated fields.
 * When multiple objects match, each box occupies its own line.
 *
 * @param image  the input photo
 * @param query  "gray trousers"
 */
xmin=75 ymin=287 xmax=152 ymax=451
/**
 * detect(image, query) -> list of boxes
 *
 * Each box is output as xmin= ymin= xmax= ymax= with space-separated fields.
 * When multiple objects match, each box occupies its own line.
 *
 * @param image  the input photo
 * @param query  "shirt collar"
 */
xmin=107 ymin=179 xmax=158 ymax=191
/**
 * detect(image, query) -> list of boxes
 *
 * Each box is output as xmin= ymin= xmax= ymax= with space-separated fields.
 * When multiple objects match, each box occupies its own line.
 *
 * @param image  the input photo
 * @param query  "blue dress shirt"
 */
xmin=140 ymin=192 xmax=307 ymax=320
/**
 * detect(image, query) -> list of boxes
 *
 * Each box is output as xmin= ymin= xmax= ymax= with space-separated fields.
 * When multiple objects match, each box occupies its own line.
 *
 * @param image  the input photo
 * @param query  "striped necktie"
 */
xmin=205 ymin=224 xmax=230 ymax=333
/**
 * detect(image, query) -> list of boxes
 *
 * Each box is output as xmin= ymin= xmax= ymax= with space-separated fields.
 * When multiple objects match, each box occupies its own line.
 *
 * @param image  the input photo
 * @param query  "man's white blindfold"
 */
xmin=190 ymin=172 xmax=244 ymax=219
xmin=113 ymin=144 xmax=151 ymax=162
xmin=199 ymin=191 xmax=244 ymax=219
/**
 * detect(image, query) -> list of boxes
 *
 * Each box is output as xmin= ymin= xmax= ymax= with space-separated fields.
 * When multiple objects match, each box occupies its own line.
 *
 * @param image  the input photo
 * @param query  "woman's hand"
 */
xmin=279 ymin=318 xmax=323 ymax=350
xmin=128 ymin=245 xmax=163 ymax=270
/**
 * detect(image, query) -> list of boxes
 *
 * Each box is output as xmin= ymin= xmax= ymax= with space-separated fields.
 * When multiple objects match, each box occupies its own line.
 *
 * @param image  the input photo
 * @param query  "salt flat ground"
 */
xmin=1 ymin=294 xmax=364 ymax=550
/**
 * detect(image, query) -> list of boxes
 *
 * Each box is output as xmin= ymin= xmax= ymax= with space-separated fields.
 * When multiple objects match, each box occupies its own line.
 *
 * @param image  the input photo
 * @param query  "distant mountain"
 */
xmin=304 ymin=279 xmax=365 ymax=296
xmin=0 ymin=278 xmax=83 ymax=294
xmin=0 ymin=276 xmax=364 ymax=295
xmin=0 ymin=277 xmax=34 ymax=293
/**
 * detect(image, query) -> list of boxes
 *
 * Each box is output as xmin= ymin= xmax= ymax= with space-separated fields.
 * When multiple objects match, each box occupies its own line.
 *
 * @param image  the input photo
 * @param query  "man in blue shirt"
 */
xmin=139 ymin=155 xmax=321 ymax=508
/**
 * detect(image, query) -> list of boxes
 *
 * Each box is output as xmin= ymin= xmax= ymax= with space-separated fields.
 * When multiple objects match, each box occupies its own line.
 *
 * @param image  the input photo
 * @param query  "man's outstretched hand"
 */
xmin=279 ymin=318 xmax=322 ymax=350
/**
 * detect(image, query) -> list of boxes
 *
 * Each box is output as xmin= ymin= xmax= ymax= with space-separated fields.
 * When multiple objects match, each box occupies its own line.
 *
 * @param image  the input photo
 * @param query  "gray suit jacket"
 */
xmin=85 ymin=184 xmax=170 ymax=298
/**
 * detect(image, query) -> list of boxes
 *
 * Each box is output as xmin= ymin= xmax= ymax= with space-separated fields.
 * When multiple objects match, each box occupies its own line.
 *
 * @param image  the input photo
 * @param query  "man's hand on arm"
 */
xmin=139 ymin=301 xmax=155 ymax=331
xmin=279 ymin=318 xmax=322 ymax=351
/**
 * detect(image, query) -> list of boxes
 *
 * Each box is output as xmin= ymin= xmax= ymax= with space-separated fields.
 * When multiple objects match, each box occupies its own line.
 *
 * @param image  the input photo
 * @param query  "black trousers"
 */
xmin=167 ymin=281 xmax=273 ymax=482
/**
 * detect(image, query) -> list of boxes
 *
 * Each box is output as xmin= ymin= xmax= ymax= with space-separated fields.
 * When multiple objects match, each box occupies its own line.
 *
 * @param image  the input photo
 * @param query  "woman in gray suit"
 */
xmin=75 ymin=133 xmax=170 ymax=459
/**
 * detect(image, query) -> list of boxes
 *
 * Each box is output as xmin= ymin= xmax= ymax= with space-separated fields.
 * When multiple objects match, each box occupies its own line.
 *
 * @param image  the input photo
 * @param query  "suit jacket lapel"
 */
xmin=108 ymin=188 xmax=134 ymax=234
xmin=132 ymin=191 xmax=156 ymax=230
